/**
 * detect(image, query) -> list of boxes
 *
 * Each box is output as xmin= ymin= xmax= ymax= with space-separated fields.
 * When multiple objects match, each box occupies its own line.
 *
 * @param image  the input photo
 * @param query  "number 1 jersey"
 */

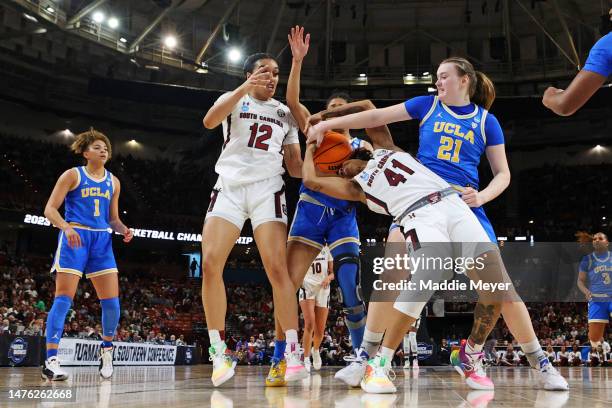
xmin=214 ymin=92 xmax=299 ymax=185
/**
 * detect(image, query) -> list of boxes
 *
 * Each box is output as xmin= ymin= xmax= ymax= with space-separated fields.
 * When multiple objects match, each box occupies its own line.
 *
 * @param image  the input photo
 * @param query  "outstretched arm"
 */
xmin=302 ymin=143 xmax=365 ymax=202
xmin=306 ymin=100 xmax=401 ymax=151
xmin=542 ymin=70 xmax=606 ymax=116
xmin=286 ymin=26 xmax=312 ymax=132
xmin=307 ymin=103 xmax=411 ymax=146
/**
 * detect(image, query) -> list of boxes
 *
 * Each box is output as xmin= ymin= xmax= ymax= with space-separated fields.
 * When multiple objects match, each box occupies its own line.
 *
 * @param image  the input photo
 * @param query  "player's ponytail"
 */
xmin=441 ymin=57 xmax=496 ymax=110
xmin=473 ymin=71 xmax=496 ymax=110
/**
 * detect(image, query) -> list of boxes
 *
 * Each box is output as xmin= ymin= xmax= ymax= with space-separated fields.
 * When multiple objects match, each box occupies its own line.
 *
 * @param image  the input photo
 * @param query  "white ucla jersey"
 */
xmin=304 ymin=247 xmax=331 ymax=286
xmin=353 ymin=149 xmax=450 ymax=217
xmin=214 ymin=92 xmax=299 ymax=185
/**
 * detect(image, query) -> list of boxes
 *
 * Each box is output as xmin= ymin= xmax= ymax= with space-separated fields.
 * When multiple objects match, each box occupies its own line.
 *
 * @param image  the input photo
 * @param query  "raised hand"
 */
xmin=288 ymin=25 xmax=310 ymax=62
xmin=243 ymin=65 xmax=272 ymax=93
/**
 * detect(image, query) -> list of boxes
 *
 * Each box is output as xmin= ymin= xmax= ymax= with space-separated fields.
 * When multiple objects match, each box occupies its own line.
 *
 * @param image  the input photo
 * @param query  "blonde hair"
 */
xmin=71 ymin=128 xmax=112 ymax=159
xmin=440 ymin=57 xmax=496 ymax=110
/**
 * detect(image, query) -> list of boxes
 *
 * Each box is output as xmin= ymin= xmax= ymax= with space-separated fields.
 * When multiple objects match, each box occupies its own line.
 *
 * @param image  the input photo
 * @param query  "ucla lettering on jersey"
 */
xmin=64 ymin=167 xmax=114 ymax=229
xmin=299 ymin=137 xmax=366 ymax=211
xmin=580 ymin=251 xmax=612 ymax=296
xmin=417 ymin=96 xmax=488 ymax=189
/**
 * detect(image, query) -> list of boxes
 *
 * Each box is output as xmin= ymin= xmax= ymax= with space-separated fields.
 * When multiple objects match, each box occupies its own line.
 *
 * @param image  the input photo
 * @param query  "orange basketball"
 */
xmin=313 ymin=131 xmax=352 ymax=173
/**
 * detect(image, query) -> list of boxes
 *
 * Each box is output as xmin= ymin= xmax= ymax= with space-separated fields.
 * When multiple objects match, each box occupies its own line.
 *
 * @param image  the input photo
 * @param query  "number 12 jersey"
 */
xmin=214 ymin=93 xmax=299 ymax=185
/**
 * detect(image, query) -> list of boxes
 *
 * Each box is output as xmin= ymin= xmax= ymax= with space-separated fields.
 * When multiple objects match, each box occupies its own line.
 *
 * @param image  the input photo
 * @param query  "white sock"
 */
xmin=380 ymin=346 xmax=395 ymax=362
xmin=519 ymin=339 xmax=540 ymax=354
xmin=209 ymin=329 xmax=222 ymax=345
xmin=466 ymin=340 xmax=483 ymax=354
xmin=286 ymin=329 xmax=298 ymax=344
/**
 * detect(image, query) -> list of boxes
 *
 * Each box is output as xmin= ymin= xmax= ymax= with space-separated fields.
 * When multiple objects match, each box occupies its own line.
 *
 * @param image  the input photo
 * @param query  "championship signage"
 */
xmin=58 ymin=338 xmax=177 ymax=366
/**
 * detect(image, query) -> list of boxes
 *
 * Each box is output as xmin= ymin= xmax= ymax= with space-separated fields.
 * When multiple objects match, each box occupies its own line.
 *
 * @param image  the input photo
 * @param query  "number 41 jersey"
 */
xmin=353 ymin=149 xmax=450 ymax=218
xmin=213 ymin=92 xmax=299 ymax=186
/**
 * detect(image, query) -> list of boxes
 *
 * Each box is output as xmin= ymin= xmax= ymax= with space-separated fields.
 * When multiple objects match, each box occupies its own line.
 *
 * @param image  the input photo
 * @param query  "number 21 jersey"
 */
xmin=214 ymin=92 xmax=299 ymax=186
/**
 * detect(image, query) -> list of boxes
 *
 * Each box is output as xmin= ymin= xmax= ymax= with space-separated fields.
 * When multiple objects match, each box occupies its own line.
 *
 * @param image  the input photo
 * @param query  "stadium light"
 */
xmin=359 ymin=73 xmax=367 ymax=78
xmin=92 ymin=11 xmax=105 ymax=24
xmin=228 ymin=47 xmax=242 ymax=62
xmin=529 ymin=220 xmax=534 ymax=224
xmin=108 ymin=17 xmax=119 ymax=29
xmin=164 ymin=35 xmax=177 ymax=49
xmin=119 ymin=37 xmax=127 ymax=43
xmin=46 ymin=7 xmax=55 ymax=14
xmin=427 ymin=87 xmax=436 ymax=93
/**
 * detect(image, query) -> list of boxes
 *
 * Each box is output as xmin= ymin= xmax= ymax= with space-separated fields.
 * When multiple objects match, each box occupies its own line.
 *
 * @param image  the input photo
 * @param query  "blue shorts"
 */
xmin=51 ymin=227 xmax=118 ymax=278
xmin=588 ymin=298 xmax=612 ymax=323
xmin=389 ymin=205 xmax=497 ymax=243
xmin=288 ymin=200 xmax=360 ymax=251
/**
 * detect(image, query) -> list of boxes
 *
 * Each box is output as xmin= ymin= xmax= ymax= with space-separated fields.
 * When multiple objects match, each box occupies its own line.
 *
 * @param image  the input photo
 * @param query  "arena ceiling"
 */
xmin=0 ymin=1 xmax=610 ymax=95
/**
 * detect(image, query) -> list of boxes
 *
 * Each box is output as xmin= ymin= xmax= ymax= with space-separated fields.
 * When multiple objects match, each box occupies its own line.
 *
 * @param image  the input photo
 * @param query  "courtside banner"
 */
xmin=58 ymin=339 xmax=177 ymax=366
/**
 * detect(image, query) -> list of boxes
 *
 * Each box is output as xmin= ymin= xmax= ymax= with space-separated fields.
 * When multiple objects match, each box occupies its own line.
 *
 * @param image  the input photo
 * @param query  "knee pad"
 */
xmin=334 ymin=252 xmax=366 ymax=328
xmin=100 ymin=297 xmax=120 ymax=338
xmin=46 ymin=295 xmax=72 ymax=345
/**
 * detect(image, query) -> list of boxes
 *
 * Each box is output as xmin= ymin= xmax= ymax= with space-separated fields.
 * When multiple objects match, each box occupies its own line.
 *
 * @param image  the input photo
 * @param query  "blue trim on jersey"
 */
xmin=584 ymin=32 xmax=612 ymax=77
xmin=65 ymin=167 xmax=113 ymax=229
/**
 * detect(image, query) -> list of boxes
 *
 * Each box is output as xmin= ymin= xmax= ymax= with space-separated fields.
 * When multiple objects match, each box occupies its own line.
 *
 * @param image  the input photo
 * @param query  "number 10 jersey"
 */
xmin=214 ymin=92 xmax=299 ymax=186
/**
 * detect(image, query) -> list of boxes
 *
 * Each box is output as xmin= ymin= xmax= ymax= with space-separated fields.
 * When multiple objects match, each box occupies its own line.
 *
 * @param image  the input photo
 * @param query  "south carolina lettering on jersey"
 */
xmin=239 ymin=112 xmax=285 ymax=128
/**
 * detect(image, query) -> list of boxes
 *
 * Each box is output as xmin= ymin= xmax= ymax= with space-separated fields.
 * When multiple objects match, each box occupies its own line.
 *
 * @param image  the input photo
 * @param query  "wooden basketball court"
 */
xmin=1 ymin=365 xmax=610 ymax=407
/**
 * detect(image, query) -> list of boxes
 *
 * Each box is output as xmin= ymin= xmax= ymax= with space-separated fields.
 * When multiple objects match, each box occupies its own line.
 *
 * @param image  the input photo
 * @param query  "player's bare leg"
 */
xmin=312 ymin=305 xmax=329 ymax=369
xmin=201 ymin=216 xmax=241 ymax=386
xmin=362 ymin=227 xmax=407 ymax=358
xmin=254 ymin=221 xmax=307 ymax=381
xmin=300 ymin=298 xmax=316 ymax=371
xmin=268 ymin=241 xmax=319 ymax=385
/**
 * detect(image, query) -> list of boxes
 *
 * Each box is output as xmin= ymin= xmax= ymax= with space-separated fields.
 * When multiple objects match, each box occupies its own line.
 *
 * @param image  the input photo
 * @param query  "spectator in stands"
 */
xmin=499 ymin=345 xmax=519 ymax=366
xmin=439 ymin=339 xmax=451 ymax=365
xmin=176 ymin=335 xmax=186 ymax=346
xmin=544 ymin=345 xmax=556 ymax=364
xmin=569 ymin=344 xmax=583 ymax=366
xmin=587 ymin=345 xmax=605 ymax=366
xmin=24 ymin=318 xmax=44 ymax=336
xmin=66 ymin=321 xmax=80 ymax=337
xmin=1 ymin=318 xmax=9 ymax=334
xmin=557 ymin=345 xmax=569 ymax=366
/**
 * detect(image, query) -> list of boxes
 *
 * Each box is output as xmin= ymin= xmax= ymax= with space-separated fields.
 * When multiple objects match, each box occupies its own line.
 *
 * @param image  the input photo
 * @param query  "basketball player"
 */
xmin=202 ymin=52 xmax=307 ymax=386
xmin=543 ymin=28 xmax=611 ymax=116
xmin=402 ymin=318 xmax=420 ymax=369
xmin=299 ymin=245 xmax=334 ymax=371
xmin=306 ymin=58 xmax=568 ymax=392
xmin=42 ymin=129 xmax=133 ymax=381
xmin=265 ymin=26 xmax=374 ymax=387
xmin=577 ymin=232 xmax=612 ymax=352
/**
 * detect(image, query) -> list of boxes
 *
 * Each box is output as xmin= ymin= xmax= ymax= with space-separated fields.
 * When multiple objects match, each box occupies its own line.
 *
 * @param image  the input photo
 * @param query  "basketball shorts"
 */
xmin=393 ymin=194 xmax=497 ymax=318
xmin=51 ymin=226 xmax=117 ymax=278
xmin=206 ymin=175 xmax=287 ymax=230
xmin=288 ymin=200 xmax=360 ymax=251
xmin=389 ymin=204 xmax=496 ymax=244
xmin=588 ymin=297 xmax=612 ymax=323
xmin=298 ymin=280 xmax=331 ymax=308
